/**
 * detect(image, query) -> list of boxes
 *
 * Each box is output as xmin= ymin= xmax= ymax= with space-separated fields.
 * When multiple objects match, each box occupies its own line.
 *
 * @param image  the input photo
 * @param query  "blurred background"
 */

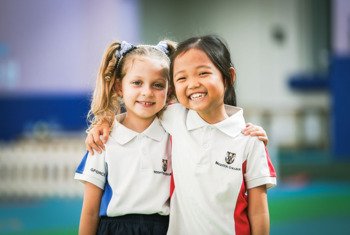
xmin=1 ymin=0 xmax=350 ymax=234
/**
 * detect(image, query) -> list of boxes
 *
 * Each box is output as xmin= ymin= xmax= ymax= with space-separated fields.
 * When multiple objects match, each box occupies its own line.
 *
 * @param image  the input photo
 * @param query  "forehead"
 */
xmin=125 ymin=55 xmax=164 ymax=69
xmin=123 ymin=56 xmax=168 ymax=78
xmin=173 ymin=49 xmax=212 ymax=69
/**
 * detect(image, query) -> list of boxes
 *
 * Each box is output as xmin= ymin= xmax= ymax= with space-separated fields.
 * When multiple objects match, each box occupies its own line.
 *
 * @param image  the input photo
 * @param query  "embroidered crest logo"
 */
xmin=162 ymin=159 xmax=168 ymax=172
xmin=225 ymin=151 xmax=236 ymax=164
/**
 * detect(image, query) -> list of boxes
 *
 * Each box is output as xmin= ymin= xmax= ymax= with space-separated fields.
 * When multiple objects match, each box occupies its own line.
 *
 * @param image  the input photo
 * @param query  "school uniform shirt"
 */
xmin=74 ymin=115 xmax=172 ymax=217
xmin=160 ymin=104 xmax=277 ymax=235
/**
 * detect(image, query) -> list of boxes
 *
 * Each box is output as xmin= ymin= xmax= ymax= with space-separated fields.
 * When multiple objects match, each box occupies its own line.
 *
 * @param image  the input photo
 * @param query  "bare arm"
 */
xmin=85 ymin=122 xmax=111 ymax=155
xmin=79 ymin=182 xmax=103 ymax=235
xmin=243 ymin=123 xmax=269 ymax=146
xmin=248 ymin=185 xmax=270 ymax=235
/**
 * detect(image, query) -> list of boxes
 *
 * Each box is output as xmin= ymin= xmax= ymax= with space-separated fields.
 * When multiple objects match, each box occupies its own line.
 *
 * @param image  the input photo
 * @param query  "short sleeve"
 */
xmin=160 ymin=103 xmax=187 ymax=134
xmin=244 ymin=138 xmax=277 ymax=189
xmin=74 ymin=151 xmax=107 ymax=189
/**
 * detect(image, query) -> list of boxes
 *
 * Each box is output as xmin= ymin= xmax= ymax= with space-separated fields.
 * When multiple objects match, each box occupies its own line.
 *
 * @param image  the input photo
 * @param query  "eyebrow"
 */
xmin=132 ymin=75 xmax=167 ymax=82
xmin=174 ymin=65 xmax=212 ymax=77
xmin=154 ymin=77 xmax=167 ymax=82
xmin=196 ymin=65 xmax=212 ymax=70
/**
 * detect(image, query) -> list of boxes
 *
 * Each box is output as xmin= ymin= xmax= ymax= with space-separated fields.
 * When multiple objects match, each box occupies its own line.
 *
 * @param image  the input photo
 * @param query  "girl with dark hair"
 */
xmin=166 ymin=35 xmax=276 ymax=235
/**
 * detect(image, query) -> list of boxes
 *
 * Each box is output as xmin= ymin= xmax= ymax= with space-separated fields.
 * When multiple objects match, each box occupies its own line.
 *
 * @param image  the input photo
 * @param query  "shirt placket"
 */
xmin=139 ymin=135 xmax=152 ymax=170
xmin=198 ymin=126 xmax=214 ymax=165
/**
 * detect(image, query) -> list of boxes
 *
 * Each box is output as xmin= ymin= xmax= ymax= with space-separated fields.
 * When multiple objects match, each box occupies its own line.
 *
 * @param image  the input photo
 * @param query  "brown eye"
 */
xmin=199 ymin=72 xmax=210 ymax=76
xmin=176 ymin=77 xmax=185 ymax=82
xmin=154 ymin=83 xmax=165 ymax=90
xmin=131 ymin=81 xmax=142 ymax=86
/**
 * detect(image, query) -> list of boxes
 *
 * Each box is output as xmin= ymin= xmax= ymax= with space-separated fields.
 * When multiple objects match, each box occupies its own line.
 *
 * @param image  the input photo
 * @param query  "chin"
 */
xmin=189 ymin=105 xmax=207 ymax=112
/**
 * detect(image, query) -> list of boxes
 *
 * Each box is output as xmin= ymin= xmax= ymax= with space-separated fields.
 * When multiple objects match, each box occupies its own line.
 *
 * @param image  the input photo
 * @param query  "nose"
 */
xmin=141 ymin=85 xmax=153 ymax=97
xmin=188 ymin=77 xmax=200 ymax=89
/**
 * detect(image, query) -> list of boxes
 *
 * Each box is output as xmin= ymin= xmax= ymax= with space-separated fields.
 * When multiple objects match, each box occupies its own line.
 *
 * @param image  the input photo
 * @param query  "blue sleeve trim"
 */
xmin=75 ymin=151 xmax=89 ymax=174
xmin=99 ymin=180 xmax=113 ymax=216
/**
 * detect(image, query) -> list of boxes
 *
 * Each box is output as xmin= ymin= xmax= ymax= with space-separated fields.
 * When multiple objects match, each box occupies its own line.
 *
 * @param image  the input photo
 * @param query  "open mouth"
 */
xmin=137 ymin=101 xmax=155 ymax=107
xmin=189 ymin=93 xmax=207 ymax=101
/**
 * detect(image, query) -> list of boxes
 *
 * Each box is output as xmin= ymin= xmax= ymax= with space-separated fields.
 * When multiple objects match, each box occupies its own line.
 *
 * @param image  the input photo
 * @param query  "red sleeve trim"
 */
xmin=169 ymin=135 xmax=175 ymax=197
xmin=265 ymin=147 xmax=277 ymax=177
xmin=233 ymin=160 xmax=250 ymax=235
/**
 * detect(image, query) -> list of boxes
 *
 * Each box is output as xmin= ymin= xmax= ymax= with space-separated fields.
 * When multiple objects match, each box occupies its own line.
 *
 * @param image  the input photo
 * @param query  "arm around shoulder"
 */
xmin=242 ymin=123 xmax=269 ymax=146
xmin=85 ymin=121 xmax=112 ymax=155
xmin=159 ymin=103 xmax=187 ymax=134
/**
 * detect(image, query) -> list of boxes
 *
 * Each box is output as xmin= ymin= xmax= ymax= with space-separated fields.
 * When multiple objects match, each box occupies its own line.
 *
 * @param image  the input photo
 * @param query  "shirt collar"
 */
xmin=110 ymin=114 xmax=166 ymax=145
xmin=186 ymin=105 xmax=246 ymax=138
xmin=142 ymin=117 xmax=166 ymax=142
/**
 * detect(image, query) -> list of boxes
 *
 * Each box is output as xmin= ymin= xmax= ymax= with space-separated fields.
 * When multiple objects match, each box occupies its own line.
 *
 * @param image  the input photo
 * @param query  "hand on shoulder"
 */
xmin=85 ymin=121 xmax=111 ymax=155
xmin=242 ymin=123 xmax=268 ymax=146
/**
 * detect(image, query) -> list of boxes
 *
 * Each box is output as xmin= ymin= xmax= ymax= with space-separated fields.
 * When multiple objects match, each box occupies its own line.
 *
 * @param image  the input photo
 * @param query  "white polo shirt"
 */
xmin=160 ymin=104 xmax=277 ymax=235
xmin=74 ymin=115 xmax=172 ymax=217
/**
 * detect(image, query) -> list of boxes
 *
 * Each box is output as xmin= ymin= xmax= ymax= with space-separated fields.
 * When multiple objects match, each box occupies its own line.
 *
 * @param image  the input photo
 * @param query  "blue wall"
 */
xmin=331 ymin=56 xmax=350 ymax=159
xmin=0 ymin=93 xmax=90 ymax=141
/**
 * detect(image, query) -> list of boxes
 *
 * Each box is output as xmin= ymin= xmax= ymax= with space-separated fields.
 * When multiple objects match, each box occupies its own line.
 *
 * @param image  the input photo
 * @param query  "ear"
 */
xmin=115 ymin=79 xmax=123 ymax=97
xmin=229 ymin=67 xmax=236 ymax=84
xmin=166 ymin=86 xmax=177 ymax=104
xmin=167 ymin=85 xmax=173 ymax=97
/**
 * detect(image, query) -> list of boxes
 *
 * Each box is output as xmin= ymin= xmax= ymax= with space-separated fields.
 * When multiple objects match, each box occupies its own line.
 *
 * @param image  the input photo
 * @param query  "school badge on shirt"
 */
xmin=162 ymin=159 xmax=168 ymax=172
xmin=153 ymin=158 xmax=171 ymax=176
xmin=215 ymin=151 xmax=240 ymax=171
xmin=225 ymin=151 xmax=236 ymax=164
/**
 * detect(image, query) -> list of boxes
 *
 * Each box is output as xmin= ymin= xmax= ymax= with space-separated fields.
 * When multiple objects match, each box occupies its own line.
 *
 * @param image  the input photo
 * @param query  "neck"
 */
xmin=197 ymin=105 xmax=228 ymax=124
xmin=121 ymin=114 xmax=155 ymax=133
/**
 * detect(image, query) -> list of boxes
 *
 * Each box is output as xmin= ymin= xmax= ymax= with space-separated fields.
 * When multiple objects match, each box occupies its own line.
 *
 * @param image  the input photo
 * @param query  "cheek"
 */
xmin=174 ymin=84 xmax=184 ymax=97
xmin=210 ymin=78 xmax=225 ymax=93
xmin=120 ymin=87 xmax=131 ymax=98
xmin=157 ymin=90 xmax=167 ymax=103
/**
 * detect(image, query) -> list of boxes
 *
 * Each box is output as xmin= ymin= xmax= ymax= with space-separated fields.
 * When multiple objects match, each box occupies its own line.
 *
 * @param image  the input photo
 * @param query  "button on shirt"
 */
xmin=74 ymin=115 xmax=172 ymax=217
xmin=160 ymin=104 xmax=277 ymax=235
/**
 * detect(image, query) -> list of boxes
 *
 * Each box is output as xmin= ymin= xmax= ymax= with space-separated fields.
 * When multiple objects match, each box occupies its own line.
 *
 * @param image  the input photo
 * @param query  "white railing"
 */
xmin=244 ymin=105 xmax=329 ymax=149
xmin=0 ymin=134 xmax=86 ymax=198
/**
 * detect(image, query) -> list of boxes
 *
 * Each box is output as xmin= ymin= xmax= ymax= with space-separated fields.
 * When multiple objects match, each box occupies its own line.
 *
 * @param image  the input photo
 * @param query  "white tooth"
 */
xmin=190 ymin=93 xmax=205 ymax=100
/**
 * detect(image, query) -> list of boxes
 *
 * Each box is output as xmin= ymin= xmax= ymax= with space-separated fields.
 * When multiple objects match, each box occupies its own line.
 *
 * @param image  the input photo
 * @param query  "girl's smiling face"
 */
xmin=118 ymin=56 xmax=168 ymax=126
xmin=173 ymin=48 xmax=228 ymax=123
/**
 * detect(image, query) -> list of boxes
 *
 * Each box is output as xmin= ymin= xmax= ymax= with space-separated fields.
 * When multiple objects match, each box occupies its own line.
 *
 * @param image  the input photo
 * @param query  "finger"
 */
xmin=88 ymin=135 xmax=102 ymax=153
xmin=87 ymin=134 xmax=103 ymax=154
xmin=101 ymin=127 xmax=111 ymax=144
xmin=243 ymin=123 xmax=252 ymax=132
xmin=254 ymin=126 xmax=263 ymax=132
xmin=243 ymin=127 xmax=258 ymax=135
xmin=90 ymin=141 xmax=103 ymax=154
xmin=242 ymin=130 xmax=250 ymax=135
xmin=85 ymin=135 xmax=96 ymax=155
xmin=249 ymin=130 xmax=265 ymax=137
xmin=258 ymin=136 xmax=269 ymax=146
xmin=249 ymin=125 xmax=262 ymax=132
xmin=245 ymin=122 xmax=253 ymax=127
xmin=86 ymin=145 xmax=94 ymax=156
xmin=244 ymin=124 xmax=261 ymax=132
xmin=92 ymin=131 xmax=105 ymax=150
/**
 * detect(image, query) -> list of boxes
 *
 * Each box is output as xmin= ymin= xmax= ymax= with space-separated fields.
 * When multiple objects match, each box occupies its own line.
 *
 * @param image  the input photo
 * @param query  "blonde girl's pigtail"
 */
xmin=164 ymin=39 xmax=177 ymax=57
xmin=87 ymin=41 xmax=122 ymax=129
xmin=154 ymin=39 xmax=177 ymax=58
xmin=162 ymin=39 xmax=177 ymax=103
